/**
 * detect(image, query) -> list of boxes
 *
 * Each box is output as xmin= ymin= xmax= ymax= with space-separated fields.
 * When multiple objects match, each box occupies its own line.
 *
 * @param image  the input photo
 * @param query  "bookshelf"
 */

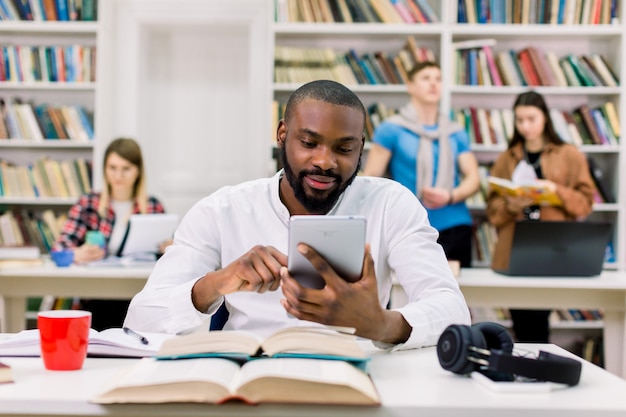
xmin=0 ymin=4 xmax=101 ymax=254
xmin=271 ymin=0 xmax=624 ymax=269
xmin=271 ymin=0 xmax=625 ymax=350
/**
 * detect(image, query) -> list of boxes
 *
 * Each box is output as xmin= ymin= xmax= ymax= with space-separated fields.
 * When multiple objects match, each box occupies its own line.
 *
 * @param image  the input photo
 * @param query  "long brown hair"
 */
xmin=98 ymin=138 xmax=148 ymax=217
xmin=509 ymin=91 xmax=565 ymax=149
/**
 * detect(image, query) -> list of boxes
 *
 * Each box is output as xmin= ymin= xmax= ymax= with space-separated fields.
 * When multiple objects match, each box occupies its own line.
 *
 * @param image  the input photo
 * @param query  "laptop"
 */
xmin=494 ymin=221 xmax=612 ymax=277
xmin=120 ymin=213 xmax=180 ymax=257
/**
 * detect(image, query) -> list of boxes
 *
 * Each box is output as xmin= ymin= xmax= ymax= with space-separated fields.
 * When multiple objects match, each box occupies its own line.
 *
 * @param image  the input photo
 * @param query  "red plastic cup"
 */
xmin=38 ymin=310 xmax=92 ymax=371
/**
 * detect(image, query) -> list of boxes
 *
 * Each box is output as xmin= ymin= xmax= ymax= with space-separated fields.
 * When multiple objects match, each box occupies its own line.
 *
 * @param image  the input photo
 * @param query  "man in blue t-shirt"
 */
xmin=364 ymin=61 xmax=480 ymax=267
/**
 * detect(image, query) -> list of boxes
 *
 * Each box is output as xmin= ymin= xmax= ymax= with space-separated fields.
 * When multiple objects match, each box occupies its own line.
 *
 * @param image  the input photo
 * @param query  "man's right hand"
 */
xmin=191 ymin=245 xmax=287 ymax=313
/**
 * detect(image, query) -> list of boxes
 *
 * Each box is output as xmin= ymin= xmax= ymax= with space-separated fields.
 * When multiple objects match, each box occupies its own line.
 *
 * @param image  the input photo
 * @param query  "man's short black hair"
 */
xmin=283 ymin=80 xmax=366 ymax=126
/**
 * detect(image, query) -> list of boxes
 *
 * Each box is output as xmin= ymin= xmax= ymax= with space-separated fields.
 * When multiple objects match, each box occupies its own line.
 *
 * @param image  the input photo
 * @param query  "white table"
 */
xmin=457 ymin=269 xmax=626 ymax=379
xmin=392 ymin=268 xmax=626 ymax=378
xmin=0 ymin=263 xmax=151 ymax=333
xmin=4 ymin=264 xmax=626 ymax=377
xmin=0 ymin=343 xmax=625 ymax=417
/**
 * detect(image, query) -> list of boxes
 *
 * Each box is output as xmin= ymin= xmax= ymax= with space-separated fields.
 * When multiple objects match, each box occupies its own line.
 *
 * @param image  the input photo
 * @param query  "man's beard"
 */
xmin=280 ymin=143 xmax=360 ymax=214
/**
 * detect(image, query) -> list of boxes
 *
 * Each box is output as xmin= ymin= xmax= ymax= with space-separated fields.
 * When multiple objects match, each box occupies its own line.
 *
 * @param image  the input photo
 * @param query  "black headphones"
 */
xmin=437 ymin=322 xmax=582 ymax=386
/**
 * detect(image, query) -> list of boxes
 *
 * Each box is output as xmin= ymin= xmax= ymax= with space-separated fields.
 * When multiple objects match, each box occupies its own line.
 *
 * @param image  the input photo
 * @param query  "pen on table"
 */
xmin=123 ymin=326 xmax=150 ymax=345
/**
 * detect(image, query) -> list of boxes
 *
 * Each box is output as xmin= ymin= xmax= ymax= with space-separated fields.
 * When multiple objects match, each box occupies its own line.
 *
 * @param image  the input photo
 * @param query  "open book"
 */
xmin=487 ymin=176 xmax=562 ymax=206
xmin=92 ymin=356 xmax=380 ymax=405
xmin=0 ymin=328 xmax=173 ymax=358
xmin=155 ymin=326 xmax=368 ymax=366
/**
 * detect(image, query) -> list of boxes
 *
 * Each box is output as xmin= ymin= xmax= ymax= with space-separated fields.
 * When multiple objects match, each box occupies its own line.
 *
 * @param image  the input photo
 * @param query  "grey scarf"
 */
xmin=387 ymin=103 xmax=462 ymax=197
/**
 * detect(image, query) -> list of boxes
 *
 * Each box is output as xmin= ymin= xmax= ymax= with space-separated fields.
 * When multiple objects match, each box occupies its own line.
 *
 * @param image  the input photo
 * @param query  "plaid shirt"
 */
xmin=53 ymin=192 xmax=165 ymax=250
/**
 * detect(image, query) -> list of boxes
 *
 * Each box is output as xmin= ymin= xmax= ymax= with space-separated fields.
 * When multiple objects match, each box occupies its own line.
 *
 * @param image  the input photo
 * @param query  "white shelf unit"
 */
xmin=450 ymin=27 xmax=624 ymax=272
xmin=271 ymin=1 xmax=625 ymax=340
xmin=272 ymin=1 xmax=625 ymax=270
xmin=0 ymin=13 xmax=102 ymax=245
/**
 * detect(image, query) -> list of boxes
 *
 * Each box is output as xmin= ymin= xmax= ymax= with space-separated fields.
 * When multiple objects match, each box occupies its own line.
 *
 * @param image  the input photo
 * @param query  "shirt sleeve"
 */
xmin=373 ymin=122 xmax=400 ymax=152
xmin=453 ymin=128 xmax=471 ymax=154
xmin=52 ymin=194 xmax=91 ymax=250
xmin=147 ymin=196 xmax=166 ymax=213
xmin=375 ymin=186 xmax=471 ymax=350
xmin=124 ymin=198 xmax=223 ymax=334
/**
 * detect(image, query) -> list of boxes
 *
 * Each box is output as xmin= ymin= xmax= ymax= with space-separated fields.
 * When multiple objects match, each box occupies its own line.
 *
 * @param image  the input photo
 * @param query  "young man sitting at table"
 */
xmin=124 ymin=80 xmax=470 ymax=349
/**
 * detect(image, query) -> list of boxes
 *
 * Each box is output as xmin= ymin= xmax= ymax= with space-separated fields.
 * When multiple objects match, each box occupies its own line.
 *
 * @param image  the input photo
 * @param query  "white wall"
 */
xmin=96 ymin=0 xmax=273 ymax=217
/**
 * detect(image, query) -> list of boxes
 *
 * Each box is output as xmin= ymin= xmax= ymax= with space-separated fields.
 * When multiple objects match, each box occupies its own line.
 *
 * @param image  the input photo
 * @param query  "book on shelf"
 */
xmin=573 ymin=105 xmax=604 ymax=146
xmin=0 ymin=328 xmax=174 ymax=358
xmin=451 ymin=38 xmax=496 ymax=50
xmin=600 ymin=101 xmax=620 ymax=139
xmin=156 ymin=325 xmax=368 ymax=366
xmin=0 ymin=361 xmax=13 ymax=385
xmin=92 ymin=356 xmax=380 ymax=406
xmin=487 ymin=176 xmax=562 ymax=206
xmin=0 ymin=257 xmax=43 ymax=269
xmin=369 ymin=0 xmax=403 ymax=23
xmin=457 ymin=0 xmax=618 ymax=24
xmin=587 ymin=156 xmax=615 ymax=203
xmin=0 ymin=245 xmax=40 ymax=260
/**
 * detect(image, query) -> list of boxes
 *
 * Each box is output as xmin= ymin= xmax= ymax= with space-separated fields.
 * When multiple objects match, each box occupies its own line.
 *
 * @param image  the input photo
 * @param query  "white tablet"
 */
xmin=287 ymin=215 xmax=366 ymax=289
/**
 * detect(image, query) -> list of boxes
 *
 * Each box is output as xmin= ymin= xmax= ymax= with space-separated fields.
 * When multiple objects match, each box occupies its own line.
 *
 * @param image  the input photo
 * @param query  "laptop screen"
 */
xmin=120 ymin=214 xmax=180 ymax=257
xmin=495 ymin=221 xmax=612 ymax=277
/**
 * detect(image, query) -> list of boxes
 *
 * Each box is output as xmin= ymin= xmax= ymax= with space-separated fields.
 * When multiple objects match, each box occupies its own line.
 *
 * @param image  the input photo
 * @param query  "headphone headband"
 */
xmin=437 ymin=323 xmax=582 ymax=386
xmin=487 ymin=350 xmax=582 ymax=386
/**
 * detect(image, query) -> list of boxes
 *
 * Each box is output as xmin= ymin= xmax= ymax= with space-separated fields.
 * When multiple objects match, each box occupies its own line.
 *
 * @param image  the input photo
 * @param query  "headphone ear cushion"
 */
xmin=437 ymin=324 xmax=486 ymax=375
xmin=473 ymin=322 xmax=514 ymax=354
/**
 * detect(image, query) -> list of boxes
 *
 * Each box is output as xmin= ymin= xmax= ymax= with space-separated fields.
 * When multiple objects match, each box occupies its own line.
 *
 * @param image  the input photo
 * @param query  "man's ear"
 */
xmin=276 ymin=120 xmax=287 ymax=147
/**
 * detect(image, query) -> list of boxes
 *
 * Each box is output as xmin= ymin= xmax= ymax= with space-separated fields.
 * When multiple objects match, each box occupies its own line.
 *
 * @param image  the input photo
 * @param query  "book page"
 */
xmin=0 ymin=329 xmax=42 ymax=356
xmin=511 ymin=159 xmax=538 ymax=183
xmin=487 ymin=176 xmax=561 ymax=206
xmin=156 ymin=330 xmax=263 ymax=358
xmin=0 ymin=328 xmax=174 ymax=358
xmin=93 ymin=357 xmax=240 ymax=404
xmin=88 ymin=328 xmax=174 ymax=357
xmin=262 ymin=326 xmax=366 ymax=359
xmin=235 ymin=358 xmax=380 ymax=405
xmin=113 ymin=357 xmax=239 ymax=388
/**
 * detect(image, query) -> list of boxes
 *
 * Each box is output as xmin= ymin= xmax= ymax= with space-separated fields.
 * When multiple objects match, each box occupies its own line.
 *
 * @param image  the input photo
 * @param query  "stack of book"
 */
xmin=0 ymin=157 xmax=92 ymax=199
xmin=92 ymin=326 xmax=380 ymax=406
xmin=453 ymin=40 xmax=619 ymax=89
xmin=453 ymin=102 xmax=620 ymax=148
xmin=275 ymin=35 xmax=435 ymax=85
xmin=457 ymin=0 xmax=619 ymax=25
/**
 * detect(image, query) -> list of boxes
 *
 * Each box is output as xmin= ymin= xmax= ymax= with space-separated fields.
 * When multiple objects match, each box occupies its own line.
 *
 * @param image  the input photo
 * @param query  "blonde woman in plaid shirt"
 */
xmin=53 ymin=137 xmax=167 ymax=330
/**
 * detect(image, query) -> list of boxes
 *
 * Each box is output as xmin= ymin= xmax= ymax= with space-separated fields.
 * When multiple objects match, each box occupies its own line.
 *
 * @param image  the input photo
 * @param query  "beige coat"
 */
xmin=486 ymin=142 xmax=595 ymax=271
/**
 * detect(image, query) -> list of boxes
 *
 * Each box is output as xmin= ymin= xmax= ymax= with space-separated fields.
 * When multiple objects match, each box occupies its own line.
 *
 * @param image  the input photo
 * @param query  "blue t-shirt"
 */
xmin=373 ymin=121 xmax=473 ymax=231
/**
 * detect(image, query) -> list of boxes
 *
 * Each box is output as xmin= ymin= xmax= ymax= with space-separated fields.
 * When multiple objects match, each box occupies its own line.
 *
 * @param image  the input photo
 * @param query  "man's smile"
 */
xmin=304 ymin=175 xmax=337 ymax=191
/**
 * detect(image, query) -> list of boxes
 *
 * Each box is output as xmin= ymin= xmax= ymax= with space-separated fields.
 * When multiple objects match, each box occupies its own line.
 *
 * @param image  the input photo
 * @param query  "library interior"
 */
xmin=1 ymin=1 xmax=626 ymax=416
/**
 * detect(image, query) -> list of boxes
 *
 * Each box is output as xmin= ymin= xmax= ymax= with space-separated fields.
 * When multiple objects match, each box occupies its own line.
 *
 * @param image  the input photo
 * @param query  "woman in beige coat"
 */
xmin=487 ymin=91 xmax=595 ymax=342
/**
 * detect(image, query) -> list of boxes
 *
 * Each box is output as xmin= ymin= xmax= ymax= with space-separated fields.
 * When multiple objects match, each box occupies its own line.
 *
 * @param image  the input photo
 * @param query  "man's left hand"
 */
xmin=280 ymin=244 xmax=410 ymax=344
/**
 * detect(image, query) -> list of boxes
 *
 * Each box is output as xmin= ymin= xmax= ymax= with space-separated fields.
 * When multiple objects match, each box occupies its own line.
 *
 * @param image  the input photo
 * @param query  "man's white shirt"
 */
xmin=124 ymin=172 xmax=470 ymax=349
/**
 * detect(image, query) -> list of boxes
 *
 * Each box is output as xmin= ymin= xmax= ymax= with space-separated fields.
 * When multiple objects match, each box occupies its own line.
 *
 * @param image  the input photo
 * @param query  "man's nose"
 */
xmin=311 ymin=146 xmax=337 ymax=171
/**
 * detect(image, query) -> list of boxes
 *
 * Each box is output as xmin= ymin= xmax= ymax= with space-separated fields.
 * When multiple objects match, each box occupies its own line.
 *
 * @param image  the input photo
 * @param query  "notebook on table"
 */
xmin=494 ymin=221 xmax=612 ymax=277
